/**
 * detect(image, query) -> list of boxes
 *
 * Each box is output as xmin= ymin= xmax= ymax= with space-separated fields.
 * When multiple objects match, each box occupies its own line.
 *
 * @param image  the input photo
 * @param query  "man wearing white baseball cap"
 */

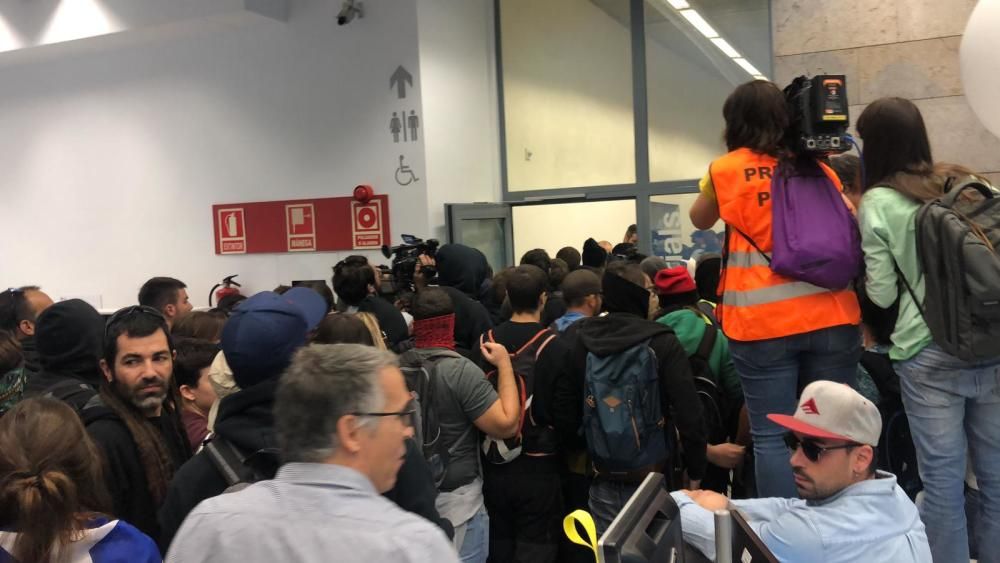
xmin=670 ymin=381 xmax=931 ymax=562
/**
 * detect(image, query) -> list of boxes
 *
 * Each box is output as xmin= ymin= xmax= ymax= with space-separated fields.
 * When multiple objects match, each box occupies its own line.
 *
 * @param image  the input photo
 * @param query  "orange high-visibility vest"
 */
xmin=711 ymin=148 xmax=859 ymax=342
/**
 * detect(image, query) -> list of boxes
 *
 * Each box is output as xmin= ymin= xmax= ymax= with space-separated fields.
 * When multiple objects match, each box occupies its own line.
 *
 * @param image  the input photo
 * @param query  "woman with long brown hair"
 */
xmin=0 ymin=397 xmax=160 ymax=562
xmin=856 ymin=97 xmax=1000 ymax=563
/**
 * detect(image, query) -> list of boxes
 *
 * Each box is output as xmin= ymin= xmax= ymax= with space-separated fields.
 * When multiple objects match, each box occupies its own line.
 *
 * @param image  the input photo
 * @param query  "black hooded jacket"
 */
xmin=20 ymin=336 xmax=41 ymax=377
xmin=158 ymin=378 xmax=451 ymax=553
xmin=433 ymin=244 xmax=494 ymax=353
xmin=24 ymin=299 xmax=105 ymax=409
xmin=566 ymin=276 xmax=708 ymax=481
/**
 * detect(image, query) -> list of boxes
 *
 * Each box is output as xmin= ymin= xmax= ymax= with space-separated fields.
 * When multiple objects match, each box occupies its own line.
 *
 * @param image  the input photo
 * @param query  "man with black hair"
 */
xmin=556 ymin=246 xmax=581 ymax=271
xmin=569 ymin=262 xmax=707 ymax=533
xmin=552 ymin=269 xmax=602 ymax=334
xmin=518 ymin=249 xmax=566 ymax=327
xmin=86 ymin=305 xmax=192 ymax=543
xmin=139 ymin=277 xmax=193 ymax=328
xmin=24 ymin=299 xmax=105 ymax=408
xmin=173 ymin=337 xmax=219 ymax=449
xmin=0 ymin=286 xmax=53 ymax=377
xmin=333 ymin=257 xmax=409 ymax=349
xmin=480 ymin=265 xmax=573 ymax=563
xmin=405 ymin=287 xmax=520 ymax=562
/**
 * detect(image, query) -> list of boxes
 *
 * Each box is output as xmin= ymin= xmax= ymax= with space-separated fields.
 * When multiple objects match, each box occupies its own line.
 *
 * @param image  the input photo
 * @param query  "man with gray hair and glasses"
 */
xmin=166 ymin=344 xmax=460 ymax=563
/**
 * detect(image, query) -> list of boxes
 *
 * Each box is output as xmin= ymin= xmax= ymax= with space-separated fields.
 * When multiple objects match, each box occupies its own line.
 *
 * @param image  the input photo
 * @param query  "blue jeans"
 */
xmin=589 ymin=479 xmax=639 ymax=536
xmin=895 ymin=343 xmax=1000 ymax=563
xmin=455 ymin=506 xmax=490 ymax=563
xmin=729 ymin=324 xmax=860 ymax=498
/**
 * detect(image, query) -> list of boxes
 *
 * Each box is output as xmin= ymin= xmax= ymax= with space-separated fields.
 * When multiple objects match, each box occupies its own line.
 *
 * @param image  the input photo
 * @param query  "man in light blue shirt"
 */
xmin=671 ymin=381 xmax=931 ymax=563
xmin=166 ymin=344 xmax=459 ymax=563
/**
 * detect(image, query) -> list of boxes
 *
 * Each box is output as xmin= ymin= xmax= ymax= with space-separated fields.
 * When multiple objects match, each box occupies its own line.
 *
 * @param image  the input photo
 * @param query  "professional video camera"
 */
xmin=381 ymin=234 xmax=439 ymax=292
xmin=784 ymin=75 xmax=850 ymax=155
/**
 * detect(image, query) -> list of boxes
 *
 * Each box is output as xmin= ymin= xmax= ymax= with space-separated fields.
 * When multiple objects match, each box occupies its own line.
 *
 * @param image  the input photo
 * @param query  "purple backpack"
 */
xmin=736 ymin=159 xmax=862 ymax=289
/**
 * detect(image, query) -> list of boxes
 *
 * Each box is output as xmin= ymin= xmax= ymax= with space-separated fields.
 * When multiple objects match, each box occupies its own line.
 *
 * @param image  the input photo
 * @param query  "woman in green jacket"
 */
xmin=856 ymin=96 xmax=1000 ymax=563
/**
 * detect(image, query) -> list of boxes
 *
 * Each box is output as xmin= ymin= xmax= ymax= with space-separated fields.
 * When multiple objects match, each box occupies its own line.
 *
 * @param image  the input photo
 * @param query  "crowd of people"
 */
xmin=0 ymin=80 xmax=996 ymax=563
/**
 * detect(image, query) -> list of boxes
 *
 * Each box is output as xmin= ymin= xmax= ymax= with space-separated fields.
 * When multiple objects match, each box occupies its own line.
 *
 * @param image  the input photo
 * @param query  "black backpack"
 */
xmin=398 ymin=349 xmax=467 ymax=487
xmin=910 ymin=177 xmax=1000 ymax=361
xmin=482 ymin=328 xmax=558 ymax=464
xmin=204 ymin=435 xmax=280 ymax=494
xmin=687 ymin=317 xmax=726 ymax=445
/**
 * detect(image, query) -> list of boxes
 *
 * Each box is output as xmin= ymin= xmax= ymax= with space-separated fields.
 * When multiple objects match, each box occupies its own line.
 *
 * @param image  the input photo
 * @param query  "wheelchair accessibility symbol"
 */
xmin=395 ymin=154 xmax=419 ymax=186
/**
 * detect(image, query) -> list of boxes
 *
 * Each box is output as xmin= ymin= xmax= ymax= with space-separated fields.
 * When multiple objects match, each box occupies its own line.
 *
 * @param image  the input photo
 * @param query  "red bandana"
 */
xmin=413 ymin=314 xmax=456 ymax=350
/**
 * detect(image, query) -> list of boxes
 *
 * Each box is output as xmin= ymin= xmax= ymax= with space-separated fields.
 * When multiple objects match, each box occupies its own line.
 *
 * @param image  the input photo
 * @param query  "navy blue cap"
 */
xmin=221 ymin=290 xmax=325 ymax=388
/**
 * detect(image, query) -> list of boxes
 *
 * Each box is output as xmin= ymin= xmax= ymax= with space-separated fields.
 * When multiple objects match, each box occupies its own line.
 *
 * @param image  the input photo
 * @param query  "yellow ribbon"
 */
xmin=563 ymin=509 xmax=600 ymax=563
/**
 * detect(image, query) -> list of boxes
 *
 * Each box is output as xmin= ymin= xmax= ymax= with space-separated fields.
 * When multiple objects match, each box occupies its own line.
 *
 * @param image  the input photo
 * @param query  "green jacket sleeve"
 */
xmin=859 ymin=192 xmax=899 ymax=309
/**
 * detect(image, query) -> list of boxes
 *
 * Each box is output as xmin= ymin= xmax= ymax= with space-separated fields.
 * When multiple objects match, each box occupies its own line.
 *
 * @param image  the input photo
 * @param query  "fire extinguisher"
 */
xmin=209 ymin=275 xmax=242 ymax=307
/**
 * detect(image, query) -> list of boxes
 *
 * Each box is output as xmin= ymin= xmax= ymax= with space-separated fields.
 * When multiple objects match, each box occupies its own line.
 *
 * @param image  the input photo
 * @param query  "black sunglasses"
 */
xmin=783 ymin=432 xmax=857 ymax=463
xmin=105 ymin=305 xmax=166 ymax=338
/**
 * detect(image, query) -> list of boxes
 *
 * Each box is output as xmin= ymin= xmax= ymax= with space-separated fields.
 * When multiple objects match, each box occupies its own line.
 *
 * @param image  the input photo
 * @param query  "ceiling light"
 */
xmin=678 ymin=9 xmax=718 ymax=38
xmin=667 ymin=0 xmax=690 ymax=8
xmin=733 ymin=57 xmax=763 ymax=77
xmin=710 ymin=37 xmax=740 ymax=58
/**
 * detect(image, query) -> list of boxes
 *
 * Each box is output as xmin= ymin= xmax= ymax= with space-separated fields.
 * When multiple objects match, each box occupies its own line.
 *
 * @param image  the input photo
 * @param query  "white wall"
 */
xmin=0 ymin=0 xmax=435 ymax=309
xmin=417 ymin=0 xmax=502 ymax=242
xmin=512 ymin=199 xmax=636 ymax=261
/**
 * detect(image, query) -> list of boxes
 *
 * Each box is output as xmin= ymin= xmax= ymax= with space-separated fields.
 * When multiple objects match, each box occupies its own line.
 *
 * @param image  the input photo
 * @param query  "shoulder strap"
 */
xmin=890 ymin=256 xmax=926 ymax=319
xmin=512 ymin=328 xmax=556 ymax=358
xmin=204 ymin=436 xmax=247 ymax=488
xmin=693 ymin=321 xmax=718 ymax=363
xmin=731 ymin=225 xmax=771 ymax=264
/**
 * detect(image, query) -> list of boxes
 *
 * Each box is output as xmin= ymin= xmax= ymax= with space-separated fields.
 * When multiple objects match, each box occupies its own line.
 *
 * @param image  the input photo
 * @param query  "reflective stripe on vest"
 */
xmin=726 ymin=250 xmax=771 ymax=269
xmin=722 ymin=279 xmax=830 ymax=307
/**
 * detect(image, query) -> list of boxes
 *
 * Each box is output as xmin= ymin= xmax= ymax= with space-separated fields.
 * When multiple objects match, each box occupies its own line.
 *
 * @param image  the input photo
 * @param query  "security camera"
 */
xmin=337 ymin=0 xmax=363 ymax=26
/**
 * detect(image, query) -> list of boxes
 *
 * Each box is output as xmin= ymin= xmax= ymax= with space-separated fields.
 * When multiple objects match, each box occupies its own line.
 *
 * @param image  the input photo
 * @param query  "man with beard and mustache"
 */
xmin=86 ymin=306 xmax=191 ymax=543
xmin=670 ymin=381 xmax=931 ymax=563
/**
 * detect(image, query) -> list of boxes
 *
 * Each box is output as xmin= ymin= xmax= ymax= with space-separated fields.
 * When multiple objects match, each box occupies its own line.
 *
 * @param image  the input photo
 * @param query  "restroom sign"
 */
xmin=217 ymin=208 xmax=247 ymax=254
xmin=352 ymin=200 xmax=384 ymax=249
xmin=286 ymin=203 xmax=316 ymax=252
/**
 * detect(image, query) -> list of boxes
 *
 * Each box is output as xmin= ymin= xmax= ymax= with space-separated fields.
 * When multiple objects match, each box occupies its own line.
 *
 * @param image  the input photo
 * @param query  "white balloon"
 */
xmin=961 ymin=0 xmax=1000 ymax=139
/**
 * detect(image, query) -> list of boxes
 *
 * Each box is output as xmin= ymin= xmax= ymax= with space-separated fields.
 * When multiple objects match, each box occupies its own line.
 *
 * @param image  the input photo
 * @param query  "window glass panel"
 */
xmin=649 ymin=193 xmax=723 ymax=262
xmin=456 ymin=218 xmax=507 ymax=273
xmin=512 ymin=199 xmax=636 ymax=261
xmin=645 ymin=0 xmax=771 ymax=181
xmin=500 ymin=0 xmax=635 ymax=191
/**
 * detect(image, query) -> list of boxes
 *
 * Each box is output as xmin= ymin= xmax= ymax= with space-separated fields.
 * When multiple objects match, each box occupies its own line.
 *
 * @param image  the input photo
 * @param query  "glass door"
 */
xmin=445 ymin=203 xmax=514 ymax=273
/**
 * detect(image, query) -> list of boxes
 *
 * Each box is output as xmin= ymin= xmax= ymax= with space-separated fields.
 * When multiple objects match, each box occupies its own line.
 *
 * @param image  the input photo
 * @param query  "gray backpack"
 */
xmin=905 ymin=177 xmax=1000 ymax=361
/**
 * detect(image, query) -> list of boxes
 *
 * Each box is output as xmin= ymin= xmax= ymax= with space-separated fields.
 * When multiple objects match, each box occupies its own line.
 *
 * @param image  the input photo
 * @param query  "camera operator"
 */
xmin=414 ymin=244 xmax=493 ymax=360
xmin=332 ymin=256 xmax=409 ymax=350
xmin=688 ymin=80 xmax=861 ymax=498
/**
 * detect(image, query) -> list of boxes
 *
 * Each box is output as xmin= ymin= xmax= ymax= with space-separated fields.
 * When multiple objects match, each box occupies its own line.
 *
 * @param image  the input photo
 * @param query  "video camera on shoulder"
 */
xmin=785 ymin=75 xmax=850 ymax=155
xmin=381 ymin=234 xmax=439 ymax=293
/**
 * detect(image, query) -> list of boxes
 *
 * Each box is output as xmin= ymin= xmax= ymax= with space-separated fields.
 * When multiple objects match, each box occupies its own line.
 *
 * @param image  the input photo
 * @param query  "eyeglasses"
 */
xmin=105 ymin=305 xmax=166 ymax=338
xmin=351 ymin=407 xmax=417 ymax=427
xmin=783 ymin=432 xmax=857 ymax=463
